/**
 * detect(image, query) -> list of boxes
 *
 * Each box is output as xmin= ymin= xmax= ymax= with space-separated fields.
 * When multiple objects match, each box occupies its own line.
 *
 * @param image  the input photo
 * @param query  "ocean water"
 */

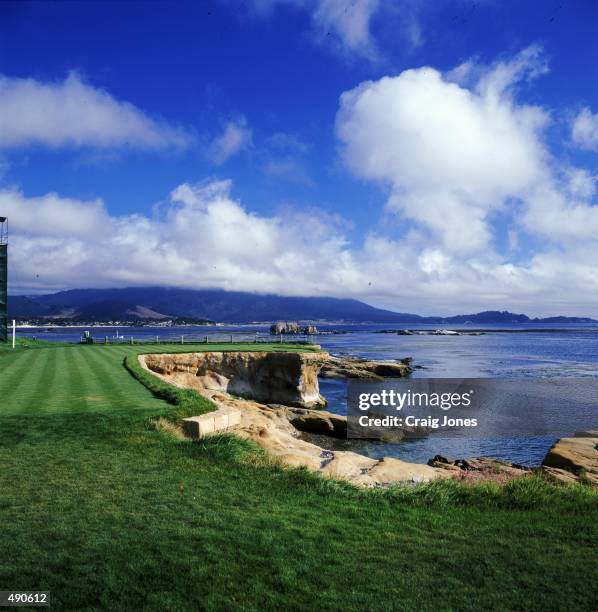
xmin=19 ymin=322 xmax=598 ymax=465
xmin=314 ymin=323 xmax=598 ymax=465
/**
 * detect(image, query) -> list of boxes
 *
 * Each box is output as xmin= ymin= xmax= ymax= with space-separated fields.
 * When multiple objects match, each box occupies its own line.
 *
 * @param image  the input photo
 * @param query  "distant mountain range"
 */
xmin=7 ymin=287 xmax=596 ymax=324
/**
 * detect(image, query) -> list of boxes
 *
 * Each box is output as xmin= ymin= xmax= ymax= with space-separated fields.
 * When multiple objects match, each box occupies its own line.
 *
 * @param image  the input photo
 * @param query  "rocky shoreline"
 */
xmin=319 ymin=354 xmax=412 ymax=379
xmin=139 ymin=350 xmax=597 ymax=487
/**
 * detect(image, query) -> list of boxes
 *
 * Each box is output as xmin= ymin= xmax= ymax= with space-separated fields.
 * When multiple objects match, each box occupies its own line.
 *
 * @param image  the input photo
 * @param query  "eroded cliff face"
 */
xmin=141 ymin=351 xmax=326 ymax=408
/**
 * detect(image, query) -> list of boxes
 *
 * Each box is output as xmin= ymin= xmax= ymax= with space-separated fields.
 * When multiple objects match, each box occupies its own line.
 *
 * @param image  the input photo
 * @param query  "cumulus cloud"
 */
xmin=3 ymin=47 xmax=598 ymax=317
xmin=571 ymin=107 xmax=598 ymax=151
xmin=0 ymin=189 xmax=109 ymax=237
xmin=523 ymin=178 xmax=598 ymax=244
xmin=336 ymin=47 xmax=550 ymax=254
xmin=3 ymin=181 xmax=357 ymax=296
xmin=0 ymin=72 xmax=193 ymax=150
xmin=331 ymin=46 xmax=598 ymax=315
xmin=3 ymin=175 xmax=598 ymax=316
xmin=207 ymin=118 xmax=252 ymax=165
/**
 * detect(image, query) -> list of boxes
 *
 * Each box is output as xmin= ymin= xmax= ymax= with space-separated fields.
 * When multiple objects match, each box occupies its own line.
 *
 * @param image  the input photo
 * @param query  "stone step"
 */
xmin=183 ymin=407 xmax=241 ymax=438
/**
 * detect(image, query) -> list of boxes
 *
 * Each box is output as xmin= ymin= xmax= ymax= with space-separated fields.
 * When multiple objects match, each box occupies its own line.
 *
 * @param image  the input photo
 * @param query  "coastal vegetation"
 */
xmin=0 ymin=340 xmax=596 ymax=610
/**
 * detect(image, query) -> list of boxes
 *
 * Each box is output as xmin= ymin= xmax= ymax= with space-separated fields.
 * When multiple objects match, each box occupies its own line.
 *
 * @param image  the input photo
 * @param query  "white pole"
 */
xmin=12 ymin=319 xmax=15 ymax=349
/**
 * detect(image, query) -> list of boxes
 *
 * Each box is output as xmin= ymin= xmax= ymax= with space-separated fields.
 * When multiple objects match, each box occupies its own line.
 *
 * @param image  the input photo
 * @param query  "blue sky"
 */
xmin=1 ymin=0 xmax=597 ymax=316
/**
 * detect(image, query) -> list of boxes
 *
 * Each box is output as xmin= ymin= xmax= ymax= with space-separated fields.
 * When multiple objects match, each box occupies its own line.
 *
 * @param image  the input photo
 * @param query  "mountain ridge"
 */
xmin=7 ymin=287 xmax=596 ymax=324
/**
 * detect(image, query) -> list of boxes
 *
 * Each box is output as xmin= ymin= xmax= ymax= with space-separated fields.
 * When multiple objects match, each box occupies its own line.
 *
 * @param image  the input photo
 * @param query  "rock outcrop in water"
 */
xmin=286 ymin=407 xmax=348 ymax=438
xmin=319 ymin=355 xmax=411 ymax=379
xmin=429 ymin=437 xmax=598 ymax=486
xmin=270 ymin=322 xmax=318 ymax=335
xmin=428 ymin=456 xmax=530 ymax=482
xmin=541 ymin=432 xmax=598 ymax=484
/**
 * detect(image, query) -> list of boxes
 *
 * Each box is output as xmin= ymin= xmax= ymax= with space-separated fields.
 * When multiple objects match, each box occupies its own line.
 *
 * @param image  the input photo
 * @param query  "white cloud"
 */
xmin=4 ymin=47 xmax=598 ymax=317
xmin=566 ymin=167 xmax=596 ymax=199
xmin=571 ymin=107 xmax=598 ymax=151
xmin=336 ymin=47 xmax=550 ymax=254
xmin=3 ymin=176 xmax=598 ymax=317
xmin=523 ymin=179 xmax=598 ymax=244
xmin=0 ymin=72 xmax=193 ymax=150
xmin=207 ymin=118 xmax=252 ymax=165
xmin=4 ymin=180 xmax=357 ymax=297
xmin=328 ymin=46 xmax=598 ymax=316
xmin=312 ymin=0 xmax=380 ymax=58
xmin=0 ymin=188 xmax=109 ymax=237
xmin=474 ymin=45 xmax=548 ymax=100
xmin=240 ymin=0 xmax=381 ymax=59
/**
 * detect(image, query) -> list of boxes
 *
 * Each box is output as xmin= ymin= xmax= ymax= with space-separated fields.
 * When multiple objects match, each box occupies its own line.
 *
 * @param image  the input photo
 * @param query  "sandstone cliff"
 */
xmin=142 ymin=351 xmax=326 ymax=408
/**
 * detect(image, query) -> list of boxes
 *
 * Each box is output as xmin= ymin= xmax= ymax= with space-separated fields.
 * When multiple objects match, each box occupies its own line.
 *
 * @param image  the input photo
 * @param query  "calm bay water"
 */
xmin=20 ymin=322 xmax=598 ymax=465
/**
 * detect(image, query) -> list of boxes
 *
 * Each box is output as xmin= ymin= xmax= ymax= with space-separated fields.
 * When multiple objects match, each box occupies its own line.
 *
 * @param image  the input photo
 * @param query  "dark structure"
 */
xmin=0 ymin=217 xmax=7 ymax=342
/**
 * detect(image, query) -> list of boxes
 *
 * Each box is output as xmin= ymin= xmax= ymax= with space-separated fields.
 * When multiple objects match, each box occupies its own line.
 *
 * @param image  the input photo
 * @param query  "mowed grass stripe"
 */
xmin=63 ymin=346 xmax=90 ymax=413
xmin=0 ymin=350 xmax=45 ymax=413
xmin=74 ymin=348 xmax=134 ymax=411
xmin=7 ymin=349 xmax=60 ymax=414
xmin=1 ymin=342 xmax=313 ymax=416
xmin=14 ymin=348 xmax=58 ymax=414
xmin=101 ymin=346 xmax=137 ymax=359
xmin=76 ymin=347 xmax=163 ymax=414
xmin=0 ymin=350 xmax=34 ymax=381
xmin=59 ymin=348 xmax=121 ymax=414
xmin=70 ymin=347 xmax=130 ymax=411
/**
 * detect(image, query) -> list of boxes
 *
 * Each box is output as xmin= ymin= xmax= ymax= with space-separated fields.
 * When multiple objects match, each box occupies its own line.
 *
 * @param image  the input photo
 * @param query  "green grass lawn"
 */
xmin=0 ymin=340 xmax=314 ymax=416
xmin=1 ymin=341 xmax=597 ymax=611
